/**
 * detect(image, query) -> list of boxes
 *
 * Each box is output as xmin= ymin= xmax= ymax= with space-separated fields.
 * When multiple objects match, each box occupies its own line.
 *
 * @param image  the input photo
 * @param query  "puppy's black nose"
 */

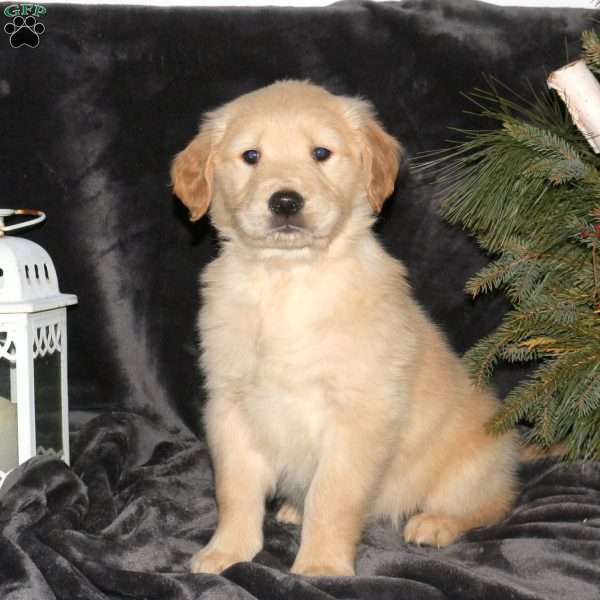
xmin=268 ymin=190 xmax=304 ymax=216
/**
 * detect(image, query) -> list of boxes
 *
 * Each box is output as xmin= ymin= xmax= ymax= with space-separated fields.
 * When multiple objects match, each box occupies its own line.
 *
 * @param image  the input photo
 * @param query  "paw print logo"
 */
xmin=4 ymin=15 xmax=45 ymax=48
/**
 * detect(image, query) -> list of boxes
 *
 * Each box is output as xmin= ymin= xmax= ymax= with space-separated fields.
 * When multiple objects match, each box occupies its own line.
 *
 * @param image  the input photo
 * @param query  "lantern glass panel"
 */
xmin=0 ymin=357 xmax=17 ymax=473
xmin=34 ymin=348 xmax=63 ymax=459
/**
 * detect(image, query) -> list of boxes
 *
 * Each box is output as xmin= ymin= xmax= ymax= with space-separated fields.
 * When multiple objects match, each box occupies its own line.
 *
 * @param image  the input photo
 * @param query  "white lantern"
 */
xmin=0 ymin=209 xmax=77 ymax=484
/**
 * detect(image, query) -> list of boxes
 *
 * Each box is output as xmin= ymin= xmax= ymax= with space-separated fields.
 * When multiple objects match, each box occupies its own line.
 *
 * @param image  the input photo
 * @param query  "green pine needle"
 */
xmin=583 ymin=30 xmax=600 ymax=75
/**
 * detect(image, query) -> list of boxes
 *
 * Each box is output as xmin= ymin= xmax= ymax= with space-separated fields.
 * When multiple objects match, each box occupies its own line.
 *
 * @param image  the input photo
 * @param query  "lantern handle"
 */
xmin=0 ymin=209 xmax=46 ymax=235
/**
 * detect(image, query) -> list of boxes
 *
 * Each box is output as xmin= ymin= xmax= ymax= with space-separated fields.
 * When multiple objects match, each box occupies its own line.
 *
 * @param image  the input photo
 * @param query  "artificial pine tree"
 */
xmin=418 ymin=28 xmax=600 ymax=460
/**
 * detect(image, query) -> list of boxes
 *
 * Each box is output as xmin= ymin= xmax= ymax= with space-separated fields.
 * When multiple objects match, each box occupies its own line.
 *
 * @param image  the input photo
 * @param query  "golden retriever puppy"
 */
xmin=171 ymin=80 xmax=518 ymax=577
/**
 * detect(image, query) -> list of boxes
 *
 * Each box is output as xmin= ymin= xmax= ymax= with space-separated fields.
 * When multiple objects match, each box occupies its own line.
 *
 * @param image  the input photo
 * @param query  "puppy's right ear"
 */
xmin=171 ymin=115 xmax=220 ymax=222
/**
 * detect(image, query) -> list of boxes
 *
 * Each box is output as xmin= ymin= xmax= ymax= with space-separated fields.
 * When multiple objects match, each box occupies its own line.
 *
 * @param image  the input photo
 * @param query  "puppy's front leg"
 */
xmin=291 ymin=415 xmax=391 ymax=577
xmin=192 ymin=400 xmax=274 ymax=574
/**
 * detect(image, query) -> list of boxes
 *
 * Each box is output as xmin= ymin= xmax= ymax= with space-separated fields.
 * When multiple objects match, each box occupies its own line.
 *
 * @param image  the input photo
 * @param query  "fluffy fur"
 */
xmin=171 ymin=80 xmax=518 ymax=577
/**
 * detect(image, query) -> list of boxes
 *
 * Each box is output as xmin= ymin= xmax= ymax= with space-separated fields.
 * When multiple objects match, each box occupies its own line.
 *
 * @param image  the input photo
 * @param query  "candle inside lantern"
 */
xmin=0 ymin=395 xmax=17 ymax=474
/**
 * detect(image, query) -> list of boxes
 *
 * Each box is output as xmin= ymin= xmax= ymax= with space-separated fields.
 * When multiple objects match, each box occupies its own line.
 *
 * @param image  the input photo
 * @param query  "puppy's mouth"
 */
xmin=268 ymin=223 xmax=307 ymax=235
xmin=264 ymin=224 xmax=313 ymax=247
xmin=236 ymin=212 xmax=331 ymax=251
xmin=259 ymin=216 xmax=315 ymax=247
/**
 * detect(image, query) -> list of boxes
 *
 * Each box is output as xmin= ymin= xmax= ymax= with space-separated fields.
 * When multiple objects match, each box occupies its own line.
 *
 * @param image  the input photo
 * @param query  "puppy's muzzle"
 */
xmin=268 ymin=190 xmax=305 ymax=217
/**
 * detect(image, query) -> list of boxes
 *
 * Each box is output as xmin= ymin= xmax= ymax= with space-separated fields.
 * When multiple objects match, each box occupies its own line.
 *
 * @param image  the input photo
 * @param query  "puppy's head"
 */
xmin=171 ymin=81 xmax=402 ymax=253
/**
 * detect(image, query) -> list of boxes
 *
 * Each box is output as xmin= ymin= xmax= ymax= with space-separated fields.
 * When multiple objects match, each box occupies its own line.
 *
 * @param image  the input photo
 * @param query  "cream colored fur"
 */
xmin=171 ymin=80 xmax=518 ymax=577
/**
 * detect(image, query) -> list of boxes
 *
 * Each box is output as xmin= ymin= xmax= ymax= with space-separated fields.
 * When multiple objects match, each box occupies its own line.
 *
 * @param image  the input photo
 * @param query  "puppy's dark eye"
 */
xmin=242 ymin=149 xmax=260 ymax=165
xmin=312 ymin=147 xmax=332 ymax=162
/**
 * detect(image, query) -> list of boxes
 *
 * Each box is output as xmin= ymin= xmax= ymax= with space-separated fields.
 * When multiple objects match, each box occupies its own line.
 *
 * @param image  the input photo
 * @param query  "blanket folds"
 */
xmin=2 ymin=413 xmax=600 ymax=599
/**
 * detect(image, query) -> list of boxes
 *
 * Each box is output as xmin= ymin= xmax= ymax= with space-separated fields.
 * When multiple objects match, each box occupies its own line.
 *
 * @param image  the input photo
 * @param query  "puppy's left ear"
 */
xmin=349 ymin=100 xmax=403 ymax=213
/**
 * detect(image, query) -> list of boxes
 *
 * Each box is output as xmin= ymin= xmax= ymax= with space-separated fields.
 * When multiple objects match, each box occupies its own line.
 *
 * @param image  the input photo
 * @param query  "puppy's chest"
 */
xmin=240 ymin=277 xmax=337 ymax=418
xmin=204 ymin=267 xmax=345 ymax=470
xmin=208 ymin=267 xmax=344 ymax=382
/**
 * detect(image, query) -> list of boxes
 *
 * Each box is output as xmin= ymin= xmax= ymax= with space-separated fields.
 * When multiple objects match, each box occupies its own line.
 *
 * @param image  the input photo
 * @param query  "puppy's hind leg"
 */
xmin=404 ymin=432 xmax=518 ymax=548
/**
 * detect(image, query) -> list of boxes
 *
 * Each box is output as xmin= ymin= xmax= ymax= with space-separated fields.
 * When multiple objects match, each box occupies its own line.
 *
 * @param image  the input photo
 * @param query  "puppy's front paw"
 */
xmin=291 ymin=558 xmax=355 ymax=577
xmin=191 ymin=547 xmax=247 ymax=574
xmin=404 ymin=512 xmax=462 ymax=548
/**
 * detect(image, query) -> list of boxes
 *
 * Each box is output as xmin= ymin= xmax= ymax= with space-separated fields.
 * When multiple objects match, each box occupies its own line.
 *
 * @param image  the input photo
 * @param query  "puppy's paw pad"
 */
xmin=276 ymin=503 xmax=302 ymax=525
xmin=291 ymin=560 xmax=355 ymax=577
xmin=404 ymin=513 xmax=462 ymax=548
xmin=191 ymin=548 xmax=243 ymax=574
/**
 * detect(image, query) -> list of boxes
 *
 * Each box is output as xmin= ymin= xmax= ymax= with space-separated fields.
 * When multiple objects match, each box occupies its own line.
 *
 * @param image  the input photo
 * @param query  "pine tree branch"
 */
xmin=582 ymin=30 xmax=600 ymax=75
xmin=412 ymin=39 xmax=600 ymax=459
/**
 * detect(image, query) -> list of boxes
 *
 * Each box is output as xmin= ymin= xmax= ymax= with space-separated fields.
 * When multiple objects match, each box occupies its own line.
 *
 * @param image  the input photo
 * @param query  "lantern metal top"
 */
xmin=0 ymin=209 xmax=77 ymax=313
xmin=0 ymin=209 xmax=46 ymax=234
